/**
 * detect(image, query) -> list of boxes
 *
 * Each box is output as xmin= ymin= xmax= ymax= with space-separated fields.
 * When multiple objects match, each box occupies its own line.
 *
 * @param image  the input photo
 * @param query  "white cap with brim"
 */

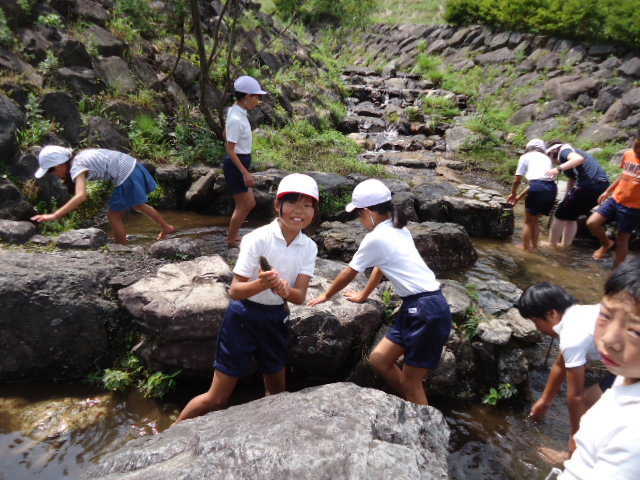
xmin=276 ymin=173 xmax=319 ymax=201
xmin=526 ymin=138 xmax=546 ymax=150
xmin=234 ymin=75 xmax=267 ymax=95
xmin=34 ymin=145 xmax=73 ymax=178
xmin=345 ymin=179 xmax=392 ymax=212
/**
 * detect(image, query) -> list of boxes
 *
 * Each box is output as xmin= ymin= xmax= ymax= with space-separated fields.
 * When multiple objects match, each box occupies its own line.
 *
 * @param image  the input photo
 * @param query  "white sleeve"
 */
xmin=584 ymin=426 xmax=640 ymax=479
xmin=298 ymin=241 xmax=317 ymax=278
xmin=69 ymin=158 xmax=89 ymax=182
xmin=561 ymin=341 xmax=589 ymax=368
xmin=233 ymin=235 xmax=260 ymax=279
xmin=515 ymin=155 xmax=528 ymax=176
xmin=226 ymin=116 xmax=242 ymax=144
xmin=348 ymin=235 xmax=387 ymax=273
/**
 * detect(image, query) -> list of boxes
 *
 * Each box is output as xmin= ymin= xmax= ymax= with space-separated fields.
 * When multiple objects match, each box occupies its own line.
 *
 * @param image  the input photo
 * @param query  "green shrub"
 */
xmin=273 ymin=0 xmax=376 ymax=28
xmin=16 ymin=93 xmax=58 ymax=148
xmin=483 ymin=383 xmax=518 ymax=405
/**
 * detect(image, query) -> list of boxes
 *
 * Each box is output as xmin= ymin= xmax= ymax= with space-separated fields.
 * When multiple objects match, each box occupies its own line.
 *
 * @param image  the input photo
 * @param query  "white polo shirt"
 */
xmin=559 ymin=381 xmax=640 ymax=479
xmin=234 ymin=219 xmax=317 ymax=305
xmin=225 ymin=104 xmax=252 ymax=154
xmin=552 ymin=304 xmax=601 ymax=368
xmin=515 ymin=151 xmax=553 ymax=181
xmin=349 ymin=219 xmax=440 ymax=297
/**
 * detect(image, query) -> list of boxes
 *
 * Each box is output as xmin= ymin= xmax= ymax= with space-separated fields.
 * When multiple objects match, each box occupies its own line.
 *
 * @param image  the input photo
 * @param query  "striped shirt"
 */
xmin=69 ymin=149 xmax=137 ymax=186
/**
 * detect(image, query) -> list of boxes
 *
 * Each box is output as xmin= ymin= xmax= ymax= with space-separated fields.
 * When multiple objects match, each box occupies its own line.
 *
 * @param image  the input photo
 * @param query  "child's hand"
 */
xmin=530 ymin=398 xmax=551 ymax=418
xmin=258 ymin=270 xmax=279 ymax=291
xmin=31 ymin=213 xmax=59 ymax=223
xmin=273 ymin=278 xmax=290 ymax=299
xmin=308 ymin=293 xmax=329 ymax=306
xmin=343 ymin=290 xmax=368 ymax=303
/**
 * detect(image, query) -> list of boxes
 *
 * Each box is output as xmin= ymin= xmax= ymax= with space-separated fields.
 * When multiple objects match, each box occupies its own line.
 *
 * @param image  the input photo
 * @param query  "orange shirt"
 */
xmin=613 ymin=149 xmax=640 ymax=209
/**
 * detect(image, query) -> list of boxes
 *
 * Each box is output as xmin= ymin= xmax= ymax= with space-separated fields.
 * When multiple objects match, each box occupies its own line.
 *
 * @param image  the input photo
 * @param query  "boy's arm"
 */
xmin=530 ymin=353 xmax=566 ymax=418
xmin=273 ymin=274 xmax=312 ymax=305
xmin=308 ymin=267 xmax=359 ymax=306
xmin=565 ymin=365 xmax=587 ymax=454
xmin=343 ymin=267 xmax=384 ymax=303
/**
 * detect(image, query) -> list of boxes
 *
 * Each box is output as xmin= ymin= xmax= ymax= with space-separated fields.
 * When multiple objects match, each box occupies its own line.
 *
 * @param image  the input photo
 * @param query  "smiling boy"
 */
xmin=558 ymin=257 xmax=640 ymax=479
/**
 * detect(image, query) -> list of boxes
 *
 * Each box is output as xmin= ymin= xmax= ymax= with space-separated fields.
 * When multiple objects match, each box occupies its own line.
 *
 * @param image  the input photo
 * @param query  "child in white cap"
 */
xmin=507 ymin=138 xmax=557 ymax=251
xmin=224 ymin=75 xmax=267 ymax=248
xmin=31 ymin=146 xmax=175 ymax=244
xmin=174 ymin=173 xmax=319 ymax=424
xmin=309 ymin=179 xmax=452 ymax=405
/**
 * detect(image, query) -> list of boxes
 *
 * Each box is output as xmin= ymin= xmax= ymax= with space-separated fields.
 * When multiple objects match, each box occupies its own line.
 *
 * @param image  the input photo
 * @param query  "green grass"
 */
xmin=370 ymin=0 xmax=447 ymax=25
xmin=253 ymin=120 xmax=385 ymax=177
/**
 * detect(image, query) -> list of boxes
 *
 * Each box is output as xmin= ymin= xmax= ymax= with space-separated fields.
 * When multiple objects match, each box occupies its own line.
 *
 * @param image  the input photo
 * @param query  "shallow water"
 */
xmin=1 ymin=205 xmax=619 ymax=479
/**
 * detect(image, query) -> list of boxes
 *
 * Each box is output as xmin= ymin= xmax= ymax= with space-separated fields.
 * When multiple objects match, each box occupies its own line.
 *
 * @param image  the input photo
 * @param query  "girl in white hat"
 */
xmin=223 ymin=75 xmax=267 ymax=248
xmin=174 ymin=173 xmax=319 ymax=424
xmin=309 ymin=179 xmax=452 ymax=406
xmin=31 ymin=146 xmax=175 ymax=244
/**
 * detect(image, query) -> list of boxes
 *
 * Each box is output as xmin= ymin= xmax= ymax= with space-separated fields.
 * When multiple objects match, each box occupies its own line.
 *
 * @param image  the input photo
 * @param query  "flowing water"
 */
xmin=0 ymin=206 xmax=614 ymax=479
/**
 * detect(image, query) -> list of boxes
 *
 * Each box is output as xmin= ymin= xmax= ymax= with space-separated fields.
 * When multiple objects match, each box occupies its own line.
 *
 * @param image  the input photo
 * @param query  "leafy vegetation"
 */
xmin=444 ymin=0 xmax=640 ymax=48
xmin=272 ymin=0 xmax=377 ymax=28
xmin=16 ymin=93 xmax=58 ymax=148
xmin=370 ymin=0 xmax=446 ymax=25
xmin=253 ymin=120 xmax=385 ymax=176
xmin=483 ymin=383 xmax=518 ymax=405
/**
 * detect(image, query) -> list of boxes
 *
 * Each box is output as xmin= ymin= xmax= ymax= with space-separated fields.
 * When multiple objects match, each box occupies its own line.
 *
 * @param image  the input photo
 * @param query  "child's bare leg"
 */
xmin=531 ymin=215 xmax=541 ymax=249
xmin=400 ymin=364 xmax=429 ymax=405
xmin=561 ymin=220 xmax=578 ymax=248
xmin=108 ymin=210 xmax=128 ymax=245
xmin=263 ymin=368 xmax=285 ymax=395
xmin=522 ymin=211 xmax=538 ymax=250
xmin=369 ymin=338 xmax=406 ymax=397
xmin=549 ymin=217 xmax=564 ymax=247
xmin=613 ymin=232 xmax=631 ymax=269
xmin=173 ymin=370 xmax=238 ymax=425
xmin=227 ymin=191 xmax=256 ymax=247
xmin=131 ymin=203 xmax=176 ymax=239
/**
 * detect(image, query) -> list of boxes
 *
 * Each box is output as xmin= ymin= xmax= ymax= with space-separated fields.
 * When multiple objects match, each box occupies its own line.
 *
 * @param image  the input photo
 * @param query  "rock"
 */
xmin=499 ymin=308 xmax=541 ymax=343
xmin=86 ymin=116 xmax=130 ymax=151
xmin=0 ymin=46 xmax=43 ymax=85
xmin=40 ymin=92 xmax=83 ymax=145
xmin=86 ymin=25 xmax=126 ymax=57
xmin=498 ymin=348 xmax=529 ymax=385
xmin=55 ymin=36 xmax=93 ymax=68
xmin=621 ymin=87 xmax=640 ymax=109
xmin=94 ymin=56 xmax=136 ymax=95
xmin=510 ymin=103 xmax=538 ymax=125
xmin=475 ymin=47 xmax=516 ymax=65
xmin=0 ymin=177 xmax=36 ymax=220
xmin=0 ymin=94 xmax=25 ymax=160
xmin=445 ymin=126 xmax=480 ymax=151
xmin=537 ymin=100 xmax=572 ymax=120
xmin=477 ymin=319 xmax=512 ymax=345
xmin=440 ymin=280 xmax=473 ymax=324
xmin=544 ymin=74 xmax=600 ymax=101
xmin=0 ymin=219 xmax=36 ymax=244
xmin=119 ymin=256 xmax=233 ymax=374
xmin=0 ymin=250 xmax=125 ymax=381
xmin=157 ymin=54 xmax=199 ymax=89
xmin=576 ymin=123 xmax=624 ymax=144
xmin=526 ymin=117 xmax=558 ymax=139
xmin=184 ymin=169 xmax=217 ymax=208
xmin=477 ymin=280 xmax=522 ymax=316
xmin=89 ymin=383 xmax=450 ymax=480
xmin=53 ymin=66 xmax=103 ymax=97
xmin=56 ymin=228 xmax=110 ymax=249
xmin=619 ymin=57 xmax=640 ymax=78
xmin=148 ymin=238 xmax=201 ymax=259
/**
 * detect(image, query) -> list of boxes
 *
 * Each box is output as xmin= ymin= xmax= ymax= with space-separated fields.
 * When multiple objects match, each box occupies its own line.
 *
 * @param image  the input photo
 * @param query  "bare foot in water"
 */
xmin=157 ymin=225 xmax=177 ymax=240
xmin=538 ymin=445 xmax=569 ymax=465
xmin=226 ymin=235 xmax=242 ymax=248
xmin=593 ymin=239 xmax=614 ymax=260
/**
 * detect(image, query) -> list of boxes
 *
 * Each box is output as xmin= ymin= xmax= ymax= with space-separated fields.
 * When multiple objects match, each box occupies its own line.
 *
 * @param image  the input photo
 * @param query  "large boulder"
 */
xmin=544 ymin=75 xmax=600 ymax=101
xmin=0 ymin=94 xmax=25 ymax=160
xmin=0 ymin=219 xmax=36 ymax=244
xmin=40 ymin=92 xmax=83 ymax=145
xmin=89 ymin=383 xmax=450 ymax=480
xmin=0 ymin=177 xmax=36 ymax=220
xmin=0 ymin=251 xmax=131 ymax=381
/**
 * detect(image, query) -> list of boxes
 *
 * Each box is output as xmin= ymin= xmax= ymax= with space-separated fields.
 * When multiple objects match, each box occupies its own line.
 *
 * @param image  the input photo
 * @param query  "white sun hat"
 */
xmin=276 ymin=173 xmax=319 ymax=201
xmin=526 ymin=138 xmax=546 ymax=150
xmin=345 ymin=179 xmax=391 ymax=212
xmin=34 ymin=145 xmax=73 ymax=178
xmin=233 ymin=75 xmax=267 ymax=95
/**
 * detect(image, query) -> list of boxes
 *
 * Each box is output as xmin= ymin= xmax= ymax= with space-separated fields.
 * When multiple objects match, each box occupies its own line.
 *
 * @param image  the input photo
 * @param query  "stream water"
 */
xmin=0 ymin=206 xmax=612 ymax=479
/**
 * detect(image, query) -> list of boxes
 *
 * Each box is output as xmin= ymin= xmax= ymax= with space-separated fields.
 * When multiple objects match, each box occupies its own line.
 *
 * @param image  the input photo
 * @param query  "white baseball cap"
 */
xmin=277 ymin=173 xmax=319 ymax=201
xmin=234 ymin=75 xmax=267 ymax=95
xmin=35 ymin=145 xmax=73 ymax=178
xmin=526 ymin=138 xmax=546 ymax=150
xmin=345 ymin=179 xmax=391 ymax=212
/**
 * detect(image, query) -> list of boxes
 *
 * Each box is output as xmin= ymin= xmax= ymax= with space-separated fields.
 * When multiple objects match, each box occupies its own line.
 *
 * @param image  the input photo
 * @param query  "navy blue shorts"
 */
xmin=596 ymin=197 xmax=640 ymax=233
xmin=555 ymin=181 xmax=609 ymax=221
xmin=214 ymin=299 xmax=289 ymax=377
xmin=109 ymin=163 xmax=157 ymax=212
xmin=525 ymin=180 xmax=557 ymax=216
xmin=223 ymin=153 xmax=252 ymax=194
xmin=386 ymin=290 xmax=452 ymax=370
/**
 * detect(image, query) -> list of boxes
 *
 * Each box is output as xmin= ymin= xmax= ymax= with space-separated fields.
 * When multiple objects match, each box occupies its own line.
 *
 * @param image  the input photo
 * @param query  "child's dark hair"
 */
xmin=354 ymin=199 xmax=408 ymax=229
xmin=604 ymin=257 xmax=640 ymax=303
xmin=517 ymin=282 xmax=578 ymax=319
xmin=526 ymin=145 xmax=546 ymax=154
xmin=234 ymin=91 xmax=248 ymax=101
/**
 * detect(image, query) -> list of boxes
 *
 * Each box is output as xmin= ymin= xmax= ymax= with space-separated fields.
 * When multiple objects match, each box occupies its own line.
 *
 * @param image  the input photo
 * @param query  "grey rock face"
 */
xmin=85 ymin=116 xmax=129 ymax=151
xmin=0 ymin=177 xmax=36 ymax=220
xmin=40 ymin=92 xmax=83 ymax=144
xmin=0 ymin=94 xmax=25 ymax=160
xmin=94 ymin=56 xmax=136 ymax=94
xmin=545 ymin=75 xmax=600 ymax=101
xmin=90 ymin=383 xmax=450 ymax=480
xmin=148 ymin=238 xmax=201 ymax=259
xmin=0 ymin=219 xmax=36 ymax=244
xmin=56 ymin=228 xmax=110 ymax=249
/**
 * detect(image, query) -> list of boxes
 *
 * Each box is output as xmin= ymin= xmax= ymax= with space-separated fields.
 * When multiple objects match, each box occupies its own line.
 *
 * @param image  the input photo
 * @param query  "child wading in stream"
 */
xmin=308 ymin=179 xmax=452 ymax=405
xmin=174 ymin=174 xmax=319 ymax=424
xmin=31 ymin=145 xmax=175 ymax=245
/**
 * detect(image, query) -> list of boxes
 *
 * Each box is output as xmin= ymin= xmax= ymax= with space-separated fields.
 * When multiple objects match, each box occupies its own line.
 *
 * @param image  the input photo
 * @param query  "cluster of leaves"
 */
xmin=444 ymin=0 xmax=640 ymax=48
xmin=459 ymin=304 xmax=486 ymax=339
xmin=88 ymin=354 xmax=180 ymax=399
xmin=483 ymin=382 xmax=518 ymax=405
xmin=253 ymin=120 xmax=385 ymax=177
xmin=16 ymin=93 xmax=58 ymax=148
xmin=272 ymin=0 xmax=377 ymax=28
xmin=0 ymin=8 xmax=13 ymax=46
